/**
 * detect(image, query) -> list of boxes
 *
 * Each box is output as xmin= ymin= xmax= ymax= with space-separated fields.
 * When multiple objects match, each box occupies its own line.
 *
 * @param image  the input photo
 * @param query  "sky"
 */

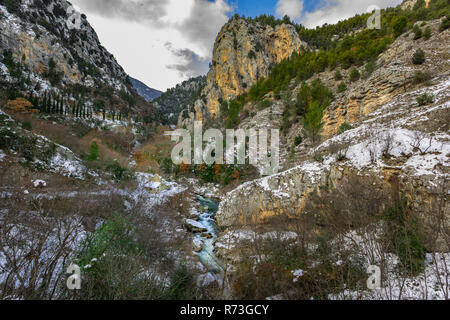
xmin=70 ymin=0 xmax=402 ymax=92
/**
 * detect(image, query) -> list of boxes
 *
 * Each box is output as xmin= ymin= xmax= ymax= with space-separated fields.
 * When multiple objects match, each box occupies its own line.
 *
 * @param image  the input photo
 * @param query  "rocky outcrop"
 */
xmin=197 ymin=17 xmax=307 ymax=118
xmin=217 ymin=73 xmax=450 ymax=248
xmin=0 ymin=1 xmax=127 ymax=88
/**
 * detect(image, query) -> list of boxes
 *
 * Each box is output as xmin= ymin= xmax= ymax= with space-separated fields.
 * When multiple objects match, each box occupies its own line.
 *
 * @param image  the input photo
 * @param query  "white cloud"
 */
xmin=71 ymin=0 xmax=231 ymax=91
xmin=300 ymin=0 xmax=403 ymax=28
xmin=276 ymin=0 xmax=304 ymax=22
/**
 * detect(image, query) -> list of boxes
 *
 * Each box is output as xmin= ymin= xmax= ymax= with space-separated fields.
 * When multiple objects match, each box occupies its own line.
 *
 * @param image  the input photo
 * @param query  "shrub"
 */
xmin=349 ymin=68 xmax=360 ymax=82
xmin=439 ymin=16 xmax=450 ymax=32
xmin=22 ymin=121 xmax=32 ymax=131
xmin=88 ymin=141 xmax=99 ymax=161
xmin=382 ymin=198 xmax=426 ymax=276
xmin=339 ymin=122 xmax=353 ymax=133
xmin=392 ymin=16 xmax=408 ymax=38
xmin=423 ymin=26 xmax=432 ymax=40
xmin=412 ymin=48 xmax=426 ymax=65
xmin=302 ymin=101 xmax=324 ymax=142
xmin=337 ymin=82 xmax=347 ymax=93
xmin=412 ymin=70 xmax=431 ymax=84
xmin=106 ymin=161 xmax=134 ymax=182
xmin=413 ymin=25 xmax=423 ymax=40
xmin=225 ymin=100 xmax=242 ymax=129
xmin=416 ymin=93 xmax=434 ymax=106
xmin=334 ymin=70 xmax=343 ymax=80
xmin=257 ymin=99 xmax=271 ymax=110
xmin=362 ymin=61 xmax=375 ymax=79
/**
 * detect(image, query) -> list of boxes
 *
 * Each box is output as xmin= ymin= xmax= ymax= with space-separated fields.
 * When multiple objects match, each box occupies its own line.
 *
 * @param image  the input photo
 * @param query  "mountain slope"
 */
xmin=129 ymin=77 xmax=161 ymax=102
xmin=153 ymin=75 xmax=206 ymax=126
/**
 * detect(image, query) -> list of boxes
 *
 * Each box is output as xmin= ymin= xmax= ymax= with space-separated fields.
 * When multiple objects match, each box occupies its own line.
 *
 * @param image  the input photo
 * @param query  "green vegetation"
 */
xmin=106 ymin=161 xmax=134 ymax=182
xmin=412 ymin=70 xmax=432 ymax=84
xmin=339 ymin=122 xmax=353 ymax=133
xmin=44 ymin=58 xmax=63 ymax=86
xmin=363 ymin=61 xmax=375 ymax=79
xmin=225 ymin=98 xmax=244 ymax=129
xmin=0 ymin=125 xmax=56 ymax=164
xmin=382 ymin=198 xmax=426 ymax=276
xmin=416 ymin=93 xmax=434 ymax=106
xmin=423 ymin=26 xmax=432 ymax=39
xmin=225 ymin=1 xmax=448 ymax=123
xmin=412 ymin=48 xmax=426 ymax=65
xmin=0 ymin=0 xmax=22 ymax=14
xmin=257 ymin=99 xmax=272 ymax=110
xmin=392 ymin=16 xmax=408 ymax=38
xmin=413 ymin=24 xmax=423 ymax=40
xmin=349 ymin=68 xmax=361 ymax=82
xmin=75 ymin=214 xmax=198 ymax=299
xmin=88 ymin=141 xmax=99 ymax=161
xmin=302 ymin=101 xmax=324 ymax=142
xmin=334 ymin=70 xmax=343 ymax=80
xmin=337 ymin=82 xmax=347 ymax=93
xmin=439 ymin=15 xmax=450 ymax=32
xmin=22 ymin=121 xmax=32 ymax=131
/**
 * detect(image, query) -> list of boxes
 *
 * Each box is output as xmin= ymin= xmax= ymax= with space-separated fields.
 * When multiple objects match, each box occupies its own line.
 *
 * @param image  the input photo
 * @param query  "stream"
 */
xmin=193 ymin=195 xmax=230 ymax=296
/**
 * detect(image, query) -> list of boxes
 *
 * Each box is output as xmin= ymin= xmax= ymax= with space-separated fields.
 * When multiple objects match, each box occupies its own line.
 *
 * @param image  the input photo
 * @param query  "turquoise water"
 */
xmin=194 ymin=196 xmax=223 ymax=274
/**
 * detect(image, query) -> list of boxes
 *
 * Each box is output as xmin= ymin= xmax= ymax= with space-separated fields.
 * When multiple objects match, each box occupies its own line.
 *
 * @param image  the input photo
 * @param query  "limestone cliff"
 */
xmin=197 ymin=17 xmax=307 ymax=119
xmin=0 ymin=0 xmax=127 ymax=89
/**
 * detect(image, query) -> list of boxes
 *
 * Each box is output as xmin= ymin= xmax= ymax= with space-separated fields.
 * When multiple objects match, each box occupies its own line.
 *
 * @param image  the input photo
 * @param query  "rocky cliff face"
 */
xmin=216 ymin=18 xmax=450 ymax=251
xmin=0 ymin=0 xmax=127 ymax=89
xmin=195 ymin=17 xmax=307 ymax=119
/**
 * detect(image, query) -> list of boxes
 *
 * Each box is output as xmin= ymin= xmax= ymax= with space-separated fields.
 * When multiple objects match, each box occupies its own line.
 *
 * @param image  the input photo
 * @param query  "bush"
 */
xmin=22 ymin=121 xmax=32 ymax=131
xmin=423 ymin=26 xmax=432 ymax=40
xmin=412 ymin=70 xmax=431 ymax=84
xmin=334 ymin=70 xmax=343 ymax=80
xmin=412 ymin=48 xmax=426 ymax=65
xmin=88 ymin=141 xmax=99 ymax=161
xmin=382 ymin=198 xmax=426 ymax=276
xmin=337 ymin=82 xmax=347 ymax=93
xmin=392 ymin=16 xmax=408 ymax=38
xmin=413 ymin=25 xmax=423 ymax=40
xmin=362 ymin=61 xmax=375 ymax=79
xmin=416 ymin=93 xmax=434 ymax=106
xmin=339 ymin=122 xmax=353 ymax=133
xmin=302 ymin=101 xmax=324 ymax=142
xmin=257 ymin=99 xmax=271 ymax=110
xmin=106 ymin=161 xmax=134 ymax=182
xmin=439 ymin=16 xmax=450 ymax=32
xmin=349 ymin=68 xmax=360 ymax=82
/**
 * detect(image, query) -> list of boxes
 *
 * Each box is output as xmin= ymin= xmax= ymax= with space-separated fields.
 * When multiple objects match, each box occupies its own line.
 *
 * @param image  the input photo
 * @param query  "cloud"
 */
xmin=299 ymin=0 xmax=403 ymax=28
xmin=276 ymin=0 xmax=304 ymax=22
xmin=72 ymin=0 xmax=230 ymax=58
xmin=165 ymin=44 xmax=210 ymax=78
xmin=72 ymin=0 xmax=168 ymax=24
xmin=71 ymin=0 xmax=230 ymax=88
xmin=177 ymin=0 xmax=231 ymax=57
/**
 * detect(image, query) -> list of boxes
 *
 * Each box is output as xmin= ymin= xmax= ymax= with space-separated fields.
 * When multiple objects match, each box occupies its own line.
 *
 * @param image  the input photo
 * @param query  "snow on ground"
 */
xmin=216 ymin=229 xmax=299 ymax=251
xmin=329 ymin=253 xmax=450 ymax=300
xmin=0 ymin=214 xmax=87 ymax=298
xmin=0 ymin=149 xmax=5 ymax=162
xmin=33 ymin=179 xmax=46 ymax=188
xmin=127 ymin=173 xmax=187 ymax=215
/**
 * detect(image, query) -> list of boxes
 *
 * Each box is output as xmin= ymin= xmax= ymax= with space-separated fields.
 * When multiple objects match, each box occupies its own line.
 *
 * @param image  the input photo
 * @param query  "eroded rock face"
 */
xmin=0 ymin=1 xmax=127 ymax=88
xmin=217 ymin=73 xmax=450 ymax=249
xmin=199 ymin=17 xmax=307 ymax=117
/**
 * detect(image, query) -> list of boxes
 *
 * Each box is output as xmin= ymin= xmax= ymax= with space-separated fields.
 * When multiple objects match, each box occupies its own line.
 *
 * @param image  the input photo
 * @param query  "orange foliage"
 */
xmin=5 ymin=98 xmax=36 ymax=113
xmin=232 ymin=169 xmax=240 ymax=180
xmin=214 ymin=164 xmax=222 ymax=176
xmin=180 ymin=161 xmax=191 ymax=174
